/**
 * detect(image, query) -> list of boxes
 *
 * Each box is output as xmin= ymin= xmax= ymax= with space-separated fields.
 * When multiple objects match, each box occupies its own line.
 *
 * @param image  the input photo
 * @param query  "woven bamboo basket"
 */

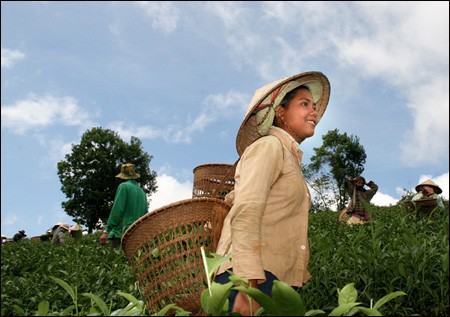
xmin=30 ymin=236 xmax=42 ymax=242
xmin=403 ymin=199 xmax=438 ymax=214
xmin=192 ymin=163 xmax=236 ymax=200
xmin=338 ymin=207 xmax=351 ymax=223
xmin=121 ymin=197 xmax=231 ymax=315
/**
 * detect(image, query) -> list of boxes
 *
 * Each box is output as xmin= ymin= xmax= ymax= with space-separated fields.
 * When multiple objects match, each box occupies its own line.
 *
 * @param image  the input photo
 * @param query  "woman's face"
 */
xmin=277 ymin=87 xmax=317 ymax=140
xmin=420 ymin=185 xmax=436 ymax=196
xmin=355 ymin=178 xmax=365 ymax=187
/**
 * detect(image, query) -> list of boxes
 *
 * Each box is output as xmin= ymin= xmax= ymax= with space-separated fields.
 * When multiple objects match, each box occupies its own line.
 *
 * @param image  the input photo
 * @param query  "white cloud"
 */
xmin=108 ymin=23 xmax=121 ymax=37
xmin=371 ymin=192 xmax=398 ymax=207
xmin=332 ymin=3 xmax=449 ymax=167
xmin=149 ymin=173 xmax=193 ymax=211
xmin=1 ymin=94 xmax=94 ymax=134
xmin=135 ymin=1 xmax=180 ymax=34
xmin=107 ymin=121 xmax=164 ymax=141
xmin=400 ymin=79 xmax=449 ymax=166
xmin=3 ymin=214 xmax=18 ymax=226
xmin=434 ymin=172 xmax=449 ymax=200
xmin=208 ymin=2 xmax=449 ymax=167
xmin=48 ymin=138 xmax=75 ymax=165
xmin=180 ymin=90 xmax=248 ymax=136
xmin=205 ymin=2 xmax=246 ymax=29
xmin=108 ymin=90 xmax=248 ymax=144
xmin=1 ymin=47 xmax=25 ymax=68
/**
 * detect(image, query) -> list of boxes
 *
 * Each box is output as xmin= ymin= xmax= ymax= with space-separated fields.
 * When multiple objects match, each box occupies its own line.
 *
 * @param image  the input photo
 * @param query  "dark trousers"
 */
xmin=110 ymin=238 xmax=121 ymax=249
xmin=214 ymin=270 xmax=278 ymax=313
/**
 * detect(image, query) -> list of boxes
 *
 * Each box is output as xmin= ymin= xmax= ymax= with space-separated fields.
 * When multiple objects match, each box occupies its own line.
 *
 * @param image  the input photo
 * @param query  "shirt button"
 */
xmin=300 ymin=245 xmax=306 ymax=250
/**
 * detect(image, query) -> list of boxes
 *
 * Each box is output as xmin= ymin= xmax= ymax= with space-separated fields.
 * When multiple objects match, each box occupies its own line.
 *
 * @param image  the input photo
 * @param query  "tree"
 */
xmin=305 ymin=129 xmax=366 ymax=211
xmin=57 ymin=127 xmax=157 ymax=233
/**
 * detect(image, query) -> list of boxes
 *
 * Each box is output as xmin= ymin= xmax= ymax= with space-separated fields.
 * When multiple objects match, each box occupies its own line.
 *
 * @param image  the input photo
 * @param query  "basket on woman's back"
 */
xmin=121 ymin=197 xmax=230 ymax=315
xmin=192 ymin=163 xmax=236 ymax=200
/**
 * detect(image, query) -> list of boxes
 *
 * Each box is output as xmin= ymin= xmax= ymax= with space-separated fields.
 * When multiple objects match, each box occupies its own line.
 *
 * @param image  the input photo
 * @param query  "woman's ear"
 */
xmin=274 ymin=105 xmax=284 ymax=127
xmin=274 ymin=105 xmax=284 ymax=118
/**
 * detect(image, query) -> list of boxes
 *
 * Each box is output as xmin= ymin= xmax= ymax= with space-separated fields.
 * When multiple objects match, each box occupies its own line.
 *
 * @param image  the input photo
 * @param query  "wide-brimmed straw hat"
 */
xmin=69 ymin=224 xmax=81 ymax=231
xmin=116 ymin=163 xmax=140 ymax=180
xmin=236 ymin=71 xmax=330 ymax=156
xmin=59 ymin=223 xmax=70 ymax=231
xmin=415 ymin=179 xmax=442 ymax=194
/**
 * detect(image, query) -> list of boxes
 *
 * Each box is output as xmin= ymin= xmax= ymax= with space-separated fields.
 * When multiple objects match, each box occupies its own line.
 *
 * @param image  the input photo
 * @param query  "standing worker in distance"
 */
xmin=100 ymin=163 xmax=148 ymax=248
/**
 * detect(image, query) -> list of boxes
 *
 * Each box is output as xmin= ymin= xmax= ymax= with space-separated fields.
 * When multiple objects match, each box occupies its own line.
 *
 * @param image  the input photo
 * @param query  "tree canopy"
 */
xmin=305 ymin=128 xmax=366 ymax=211
xmin=57 ymin=127 xmax=157 ymax=232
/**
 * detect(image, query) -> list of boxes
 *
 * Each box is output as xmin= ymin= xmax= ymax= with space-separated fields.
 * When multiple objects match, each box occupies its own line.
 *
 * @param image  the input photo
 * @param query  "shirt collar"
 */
xmin=269 ymin=126 xmax=300 ymax=147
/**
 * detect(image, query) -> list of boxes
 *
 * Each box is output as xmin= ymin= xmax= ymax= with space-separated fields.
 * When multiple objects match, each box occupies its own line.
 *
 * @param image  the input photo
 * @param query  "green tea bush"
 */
xmin=1 ymin=203 xmax=448 ymax=316
xmin=305 ymin=203 xmax=449 ymax=316
xmin=1 ymin=232 xmax=139 ymax=316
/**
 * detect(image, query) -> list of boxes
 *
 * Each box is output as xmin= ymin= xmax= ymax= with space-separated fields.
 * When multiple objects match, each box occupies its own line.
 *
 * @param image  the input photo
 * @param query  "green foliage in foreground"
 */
xmin=1 ymin=233 xmax=140 ymax=316
xmin=1 ymin=204 xmax=448 ymax=316
xmin=200 ymin=247 xmax=407 ymax=316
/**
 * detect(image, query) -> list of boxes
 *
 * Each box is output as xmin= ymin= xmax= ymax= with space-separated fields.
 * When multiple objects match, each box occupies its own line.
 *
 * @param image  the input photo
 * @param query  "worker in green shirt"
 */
xmin=100 ymin=163 xmax=148 ymax=248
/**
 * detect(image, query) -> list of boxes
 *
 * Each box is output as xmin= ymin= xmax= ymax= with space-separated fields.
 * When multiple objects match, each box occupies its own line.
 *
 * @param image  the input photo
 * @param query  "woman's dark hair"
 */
xmin=355 ymin=176 xmax=366 ymax=183
xmin=279 ymin=85 xmax=311 ymax=108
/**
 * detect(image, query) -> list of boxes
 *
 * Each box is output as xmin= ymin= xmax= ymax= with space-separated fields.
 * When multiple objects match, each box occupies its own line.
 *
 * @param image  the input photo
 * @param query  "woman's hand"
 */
xmin=232 ymin=279 xmax=260 ymax=315
xmin=99 ymin=231 xmax=108 ymax=245
xmin=232 ymin=291 xmax=261 ymax=315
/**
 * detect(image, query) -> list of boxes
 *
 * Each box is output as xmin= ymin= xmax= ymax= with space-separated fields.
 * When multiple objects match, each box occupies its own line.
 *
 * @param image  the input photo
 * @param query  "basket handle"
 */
xmin=211 ymin=159 xmax=239 ymax=199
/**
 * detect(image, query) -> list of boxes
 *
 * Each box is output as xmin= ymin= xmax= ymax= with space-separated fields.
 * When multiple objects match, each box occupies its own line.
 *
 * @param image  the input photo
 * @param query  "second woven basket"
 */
xmin=192 ymin=163 xmax=236 ymax=200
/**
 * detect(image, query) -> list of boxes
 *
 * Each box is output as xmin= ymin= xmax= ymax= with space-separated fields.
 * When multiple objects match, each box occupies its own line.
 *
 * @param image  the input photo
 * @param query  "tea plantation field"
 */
xmin=1 ymin=203 xmax=448 ymax=316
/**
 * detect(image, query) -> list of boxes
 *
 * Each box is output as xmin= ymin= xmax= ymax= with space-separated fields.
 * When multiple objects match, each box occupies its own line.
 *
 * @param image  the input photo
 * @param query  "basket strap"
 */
xmin=211 ymin=159 xmax=239 ymax=282
xmin=346 ymin=186 xmax=356 ymax=212
xmin=211 ymin=159 xmax=239 ymax=199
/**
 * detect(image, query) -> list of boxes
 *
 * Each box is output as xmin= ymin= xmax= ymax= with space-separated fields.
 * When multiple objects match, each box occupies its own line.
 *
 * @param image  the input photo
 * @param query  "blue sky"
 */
xmin=2 ymin=1 xmax=449 ymax=239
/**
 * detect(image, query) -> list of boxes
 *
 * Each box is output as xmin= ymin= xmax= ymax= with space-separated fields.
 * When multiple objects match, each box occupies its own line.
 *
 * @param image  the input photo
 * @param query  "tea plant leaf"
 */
xmin=200 ymin=247 xmax=232 ymax=296
xmin=86 ymin=306 xmax=102 ymax=316
xmin=37 ymin=300 xmax=50 ymax=316
xmin=328 ymin=302 xmax=361 ymax=316
xmin=305 ymin=309 xmax=326 ymax=316
xmin=201 ymin=281 xmax=233 ymax=315
xmin=152 ymin=303 xmax=190 ymax=316
xmin=337 ymin=283 xmax=358 ymax=305
xmin=82 ymin=292 xmax=110 ymax=316
xmin=50 ymin=276 xmax=76 ymax=302
xmin=357 ymin=307 xmax=383 ymax=316
xmin=110 ymin=302 xmax=142 ymax=316
xmin=272 ymin=280 xmax=305 ymax=316
xmin=117 ymin=291 xmax=140 ymax=305
xmin=62 ymin=304 xmax=77 ymax=316
xmin=50 ymin=276 xmax=79 ymax=315
xmin=228 ymin=272 xmax=248 ymax=284
xmin=373 ymin=291 xmax=406 ymax=310
xmin=12 ymin=304 xmax=26 ymax=316
xmin=234 ymin=285 xmax=277 ymax=315
xmin=203 ymin=249 xmax=232 ymax=279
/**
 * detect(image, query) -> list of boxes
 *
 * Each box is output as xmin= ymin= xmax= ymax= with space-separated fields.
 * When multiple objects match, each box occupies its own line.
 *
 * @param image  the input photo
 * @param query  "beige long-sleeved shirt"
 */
xmin=216 ymin=126 xmax=311 ymax=287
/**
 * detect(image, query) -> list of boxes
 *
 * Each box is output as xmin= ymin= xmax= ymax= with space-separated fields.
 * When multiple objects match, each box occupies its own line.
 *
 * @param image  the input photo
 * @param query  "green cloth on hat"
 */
xmin=256 ymin=105 xmax=275 ymax=136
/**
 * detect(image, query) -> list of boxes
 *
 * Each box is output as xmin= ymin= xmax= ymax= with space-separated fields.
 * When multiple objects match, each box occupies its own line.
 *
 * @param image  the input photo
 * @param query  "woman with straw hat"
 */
xmin=214 ymin=71 xmax=330 ymax=315
xmin=412 ymin=179 xmax=444 ymax=209
xmin=52 ymin=223 xmax=69 ymax=245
